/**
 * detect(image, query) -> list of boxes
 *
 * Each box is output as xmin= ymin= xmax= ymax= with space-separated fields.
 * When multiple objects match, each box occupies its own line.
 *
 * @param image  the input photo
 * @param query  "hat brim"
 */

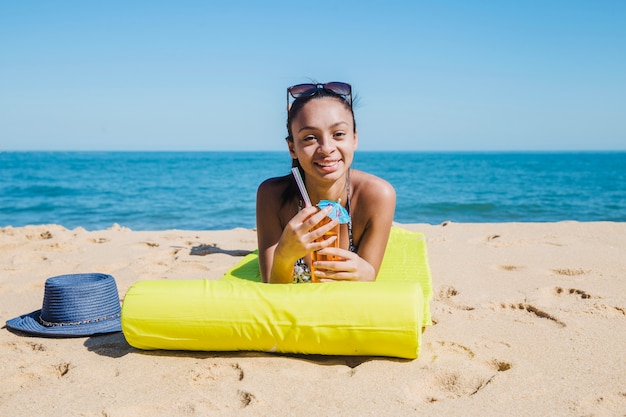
xmin=5 ymin=309 xmax=121 ymax=337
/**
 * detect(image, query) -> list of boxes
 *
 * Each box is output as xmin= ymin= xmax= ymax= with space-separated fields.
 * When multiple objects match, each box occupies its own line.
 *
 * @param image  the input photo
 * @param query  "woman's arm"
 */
xmin=256 ymin=179 xmax=290 ymax=283
xmin=358 ymin=180 xmax=396 ymax=279
xmin=354 ymin=175 xmax=396 ymax=276
xmin=312 ymin=174 xmax=396 ymax=282
xmin=256 ymin=178 xmax=339 ymax=283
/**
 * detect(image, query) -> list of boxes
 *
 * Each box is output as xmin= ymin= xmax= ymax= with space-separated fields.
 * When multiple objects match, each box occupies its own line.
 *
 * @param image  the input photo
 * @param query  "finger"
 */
xmin=316 ymin=246 xmax=350 ymax=258
xmin=312 ymin=259 xmax=355 ymax=273
xmin=309 ymin=219 xmax=339 ymax=242
xmin=303 ymin=206 xmax=333 ymax=230
xmin=315 ymin=271 xmax=357 ymax=282
xmin=297 ymin=205 xmax=321 ymax=221
xmin=305 ymin=236 xmax=337 ymax=253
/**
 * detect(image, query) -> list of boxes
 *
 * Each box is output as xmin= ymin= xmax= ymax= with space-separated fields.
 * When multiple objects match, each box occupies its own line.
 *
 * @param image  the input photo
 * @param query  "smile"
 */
xmin=315 ymin=160 xmax=340 ymax=168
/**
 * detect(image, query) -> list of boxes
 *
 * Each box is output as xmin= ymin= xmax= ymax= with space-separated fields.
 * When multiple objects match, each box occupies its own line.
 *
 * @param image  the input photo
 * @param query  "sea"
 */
xmin=1 ymin=151 xmax=624 ymax=231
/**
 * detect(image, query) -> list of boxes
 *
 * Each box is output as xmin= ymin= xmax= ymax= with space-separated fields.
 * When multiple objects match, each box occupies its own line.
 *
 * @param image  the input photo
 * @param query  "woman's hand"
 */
xmin=311 ymin=247 xmax=376 ymax=282
xmin=273 ymin=205 xmax=339 ymax=263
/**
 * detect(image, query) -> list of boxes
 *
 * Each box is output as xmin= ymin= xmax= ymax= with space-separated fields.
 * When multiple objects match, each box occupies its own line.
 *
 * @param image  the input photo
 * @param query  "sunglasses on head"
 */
xmin=287 ymin=82 xmax=352 ymax=111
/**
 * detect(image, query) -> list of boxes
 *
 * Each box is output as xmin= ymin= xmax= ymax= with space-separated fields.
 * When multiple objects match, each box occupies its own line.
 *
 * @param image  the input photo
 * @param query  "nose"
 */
xmin=317 ymin=136 xmax=336 ymax=155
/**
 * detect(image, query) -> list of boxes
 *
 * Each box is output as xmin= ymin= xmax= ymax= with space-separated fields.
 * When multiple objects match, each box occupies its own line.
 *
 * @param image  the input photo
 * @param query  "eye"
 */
xmin=303 ymin=135 xmax=317 ymax=142
xmin=333 ymin=131 xmax=346 ymax=139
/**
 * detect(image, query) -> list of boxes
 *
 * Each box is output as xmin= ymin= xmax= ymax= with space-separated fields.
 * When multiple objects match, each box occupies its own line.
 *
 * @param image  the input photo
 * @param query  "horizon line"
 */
xmin=2 ymin=149 xmax=625 ymax=153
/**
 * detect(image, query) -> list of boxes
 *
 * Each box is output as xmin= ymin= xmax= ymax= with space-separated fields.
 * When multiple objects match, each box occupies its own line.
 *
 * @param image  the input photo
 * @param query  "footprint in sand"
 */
xmin=545 ymin=286 xmax=626 ymax=318
xmin=482 ymin=233 xmax=564 ymax=248
xmin=189 ymin=362 xmax=255 ymax=409
xmin=406 ymin=341 xmax=512 ymax=403
xmin=436 ymin=285 xmax=474 ymax=311
xmin=142 ymin=241 xmax=159 ymax=247
xmin=43 ymin=241 xmax=75 ymax=251
xmin=90 ymin=237 xmax=109 ymax=244
xmin=574 ymin=391 xmax=626 ymax=416
xmin=190 ymin=362 xmax=245 ymax=383
xmin=497 ymin=264 xmax=524 ymax=271
xmin=54 ymin=362 xmax=71 ymax=378
xmin=553 ymin=287 xmax=591 ymax=299
xmin=4 ymin=340 xmax=47 ymax=353
xmin=552 ymin=268 xmax=589 ymax=276
xmin=24 ymin=230 xmax=54 ymax=241
xmin=486 ymin=234 xmax=500 ymax=242
xmin=498 ymin=302 xmax=567 ymax=327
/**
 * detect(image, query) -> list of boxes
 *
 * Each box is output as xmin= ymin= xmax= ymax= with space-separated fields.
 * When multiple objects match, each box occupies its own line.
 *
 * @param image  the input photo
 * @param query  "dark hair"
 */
xmin=282 ymin=89 xmax=357 ymax=207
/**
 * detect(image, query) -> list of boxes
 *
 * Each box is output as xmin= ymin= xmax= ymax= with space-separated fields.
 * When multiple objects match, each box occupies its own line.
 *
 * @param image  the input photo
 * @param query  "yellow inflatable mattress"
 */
xmin=121 ymin=227 xmax=432 ymax=358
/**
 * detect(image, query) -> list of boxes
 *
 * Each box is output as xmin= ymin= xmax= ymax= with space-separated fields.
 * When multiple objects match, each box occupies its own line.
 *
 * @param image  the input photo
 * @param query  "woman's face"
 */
xmin=288 ymin=97 xmax=358 ymax=183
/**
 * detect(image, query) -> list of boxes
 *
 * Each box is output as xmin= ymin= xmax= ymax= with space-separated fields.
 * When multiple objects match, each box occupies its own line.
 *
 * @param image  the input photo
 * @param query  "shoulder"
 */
xmin=347 ymin=169 xmax=395 ymax=260
xmin=257 ymin=175 xmax=297 ymax=227
xmin=256 ymin=175 xmax=297 ymax=219
xmin=257 ymin=175 xmax=291 ymax=197
xmin=351 ymin=169 xmax=396 ymax=201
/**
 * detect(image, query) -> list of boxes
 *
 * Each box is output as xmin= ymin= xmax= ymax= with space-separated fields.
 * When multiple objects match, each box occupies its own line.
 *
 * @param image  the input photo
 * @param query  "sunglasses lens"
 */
xmin=289 ymin=84 xmax=317 ymax=98
xmin=324 ymin=82 xmax=351 ymax=96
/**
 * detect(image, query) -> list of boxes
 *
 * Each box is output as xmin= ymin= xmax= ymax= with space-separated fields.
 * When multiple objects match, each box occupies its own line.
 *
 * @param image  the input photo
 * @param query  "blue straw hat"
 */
xmin=6 ymin=273 xmax=122 ymax=337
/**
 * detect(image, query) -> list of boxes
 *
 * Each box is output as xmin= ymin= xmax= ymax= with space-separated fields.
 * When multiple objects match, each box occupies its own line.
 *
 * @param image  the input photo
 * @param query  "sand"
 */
xmin=1 ymin=222 xmax=625 ymax=416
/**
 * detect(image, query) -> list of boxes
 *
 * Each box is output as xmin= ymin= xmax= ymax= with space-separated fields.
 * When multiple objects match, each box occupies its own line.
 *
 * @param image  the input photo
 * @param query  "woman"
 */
xmin=256 ymin=82 xmax=396 ymax=283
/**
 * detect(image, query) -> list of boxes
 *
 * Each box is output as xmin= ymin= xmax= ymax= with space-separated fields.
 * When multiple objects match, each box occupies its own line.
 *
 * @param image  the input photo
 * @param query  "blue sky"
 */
xmin=1 ymin=1 xmax=625 ymax=151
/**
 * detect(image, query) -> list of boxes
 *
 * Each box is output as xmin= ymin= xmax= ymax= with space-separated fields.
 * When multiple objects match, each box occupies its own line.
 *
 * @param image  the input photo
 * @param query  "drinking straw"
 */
xmin=291 ymin=167 xmax=312 ymax=207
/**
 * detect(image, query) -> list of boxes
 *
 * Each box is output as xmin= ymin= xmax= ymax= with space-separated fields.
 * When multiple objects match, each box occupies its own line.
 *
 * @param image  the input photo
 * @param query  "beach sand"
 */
xmin=1 ymin=222 xmax=625 ymax=416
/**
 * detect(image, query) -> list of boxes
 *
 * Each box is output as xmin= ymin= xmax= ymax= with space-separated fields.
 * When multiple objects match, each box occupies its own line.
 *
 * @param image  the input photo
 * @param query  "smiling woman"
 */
xmin=256 ymin=82 xmax=396 ymax=284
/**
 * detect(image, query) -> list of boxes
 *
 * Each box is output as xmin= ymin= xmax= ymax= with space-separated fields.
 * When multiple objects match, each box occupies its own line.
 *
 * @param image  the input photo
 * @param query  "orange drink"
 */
xmin=290 ymin=169 xmax=349 ymax=282
xmin=310 ymin=213 xmax=341 ymax=282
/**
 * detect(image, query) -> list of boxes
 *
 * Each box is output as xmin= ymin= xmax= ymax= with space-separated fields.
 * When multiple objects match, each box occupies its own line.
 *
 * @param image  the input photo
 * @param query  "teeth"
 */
xmin=317 ymin=161 xmax=338 ymax=167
